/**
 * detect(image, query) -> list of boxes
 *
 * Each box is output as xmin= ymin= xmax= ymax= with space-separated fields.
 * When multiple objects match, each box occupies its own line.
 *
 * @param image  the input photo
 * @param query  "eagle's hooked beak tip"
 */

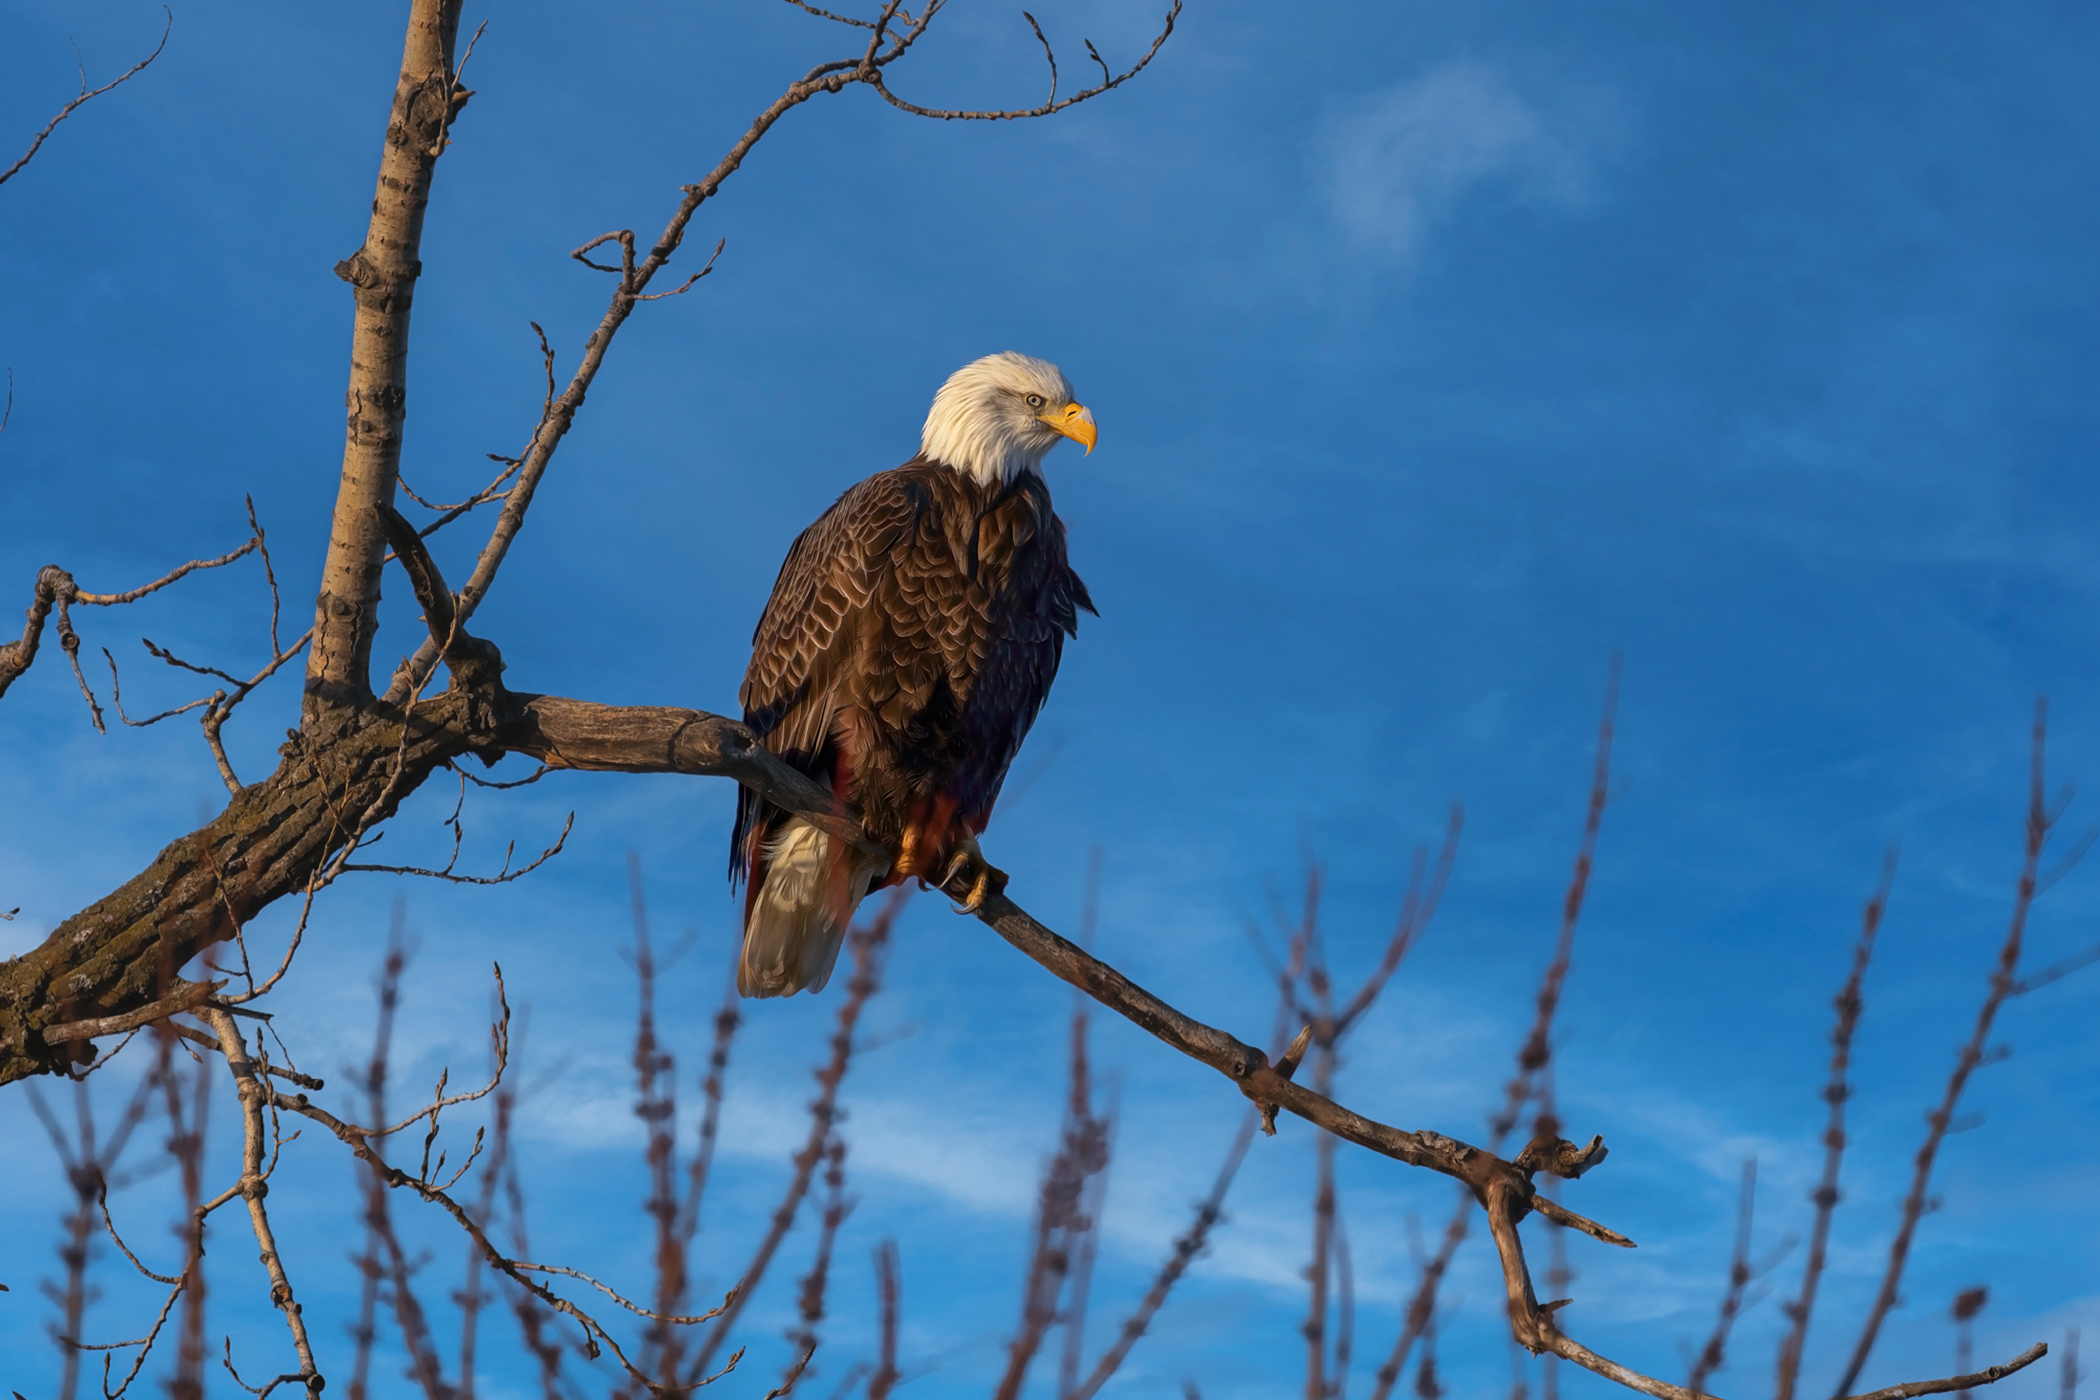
xmin=1047 ymin=401 xmax=1097 ymax=455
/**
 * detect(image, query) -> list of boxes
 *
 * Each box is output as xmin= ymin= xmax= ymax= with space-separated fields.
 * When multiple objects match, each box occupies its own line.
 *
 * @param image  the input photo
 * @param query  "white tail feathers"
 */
xmin=740 ymin=819 xmax=888 ymax=998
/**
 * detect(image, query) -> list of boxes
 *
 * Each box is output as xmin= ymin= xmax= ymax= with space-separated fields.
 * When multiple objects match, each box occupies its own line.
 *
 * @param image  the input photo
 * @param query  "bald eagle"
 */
xmin=732 ymin=352 xmax=1098 ymax=998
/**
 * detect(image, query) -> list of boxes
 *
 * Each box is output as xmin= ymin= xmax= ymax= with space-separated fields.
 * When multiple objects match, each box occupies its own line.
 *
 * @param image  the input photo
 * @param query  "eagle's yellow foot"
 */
xmin=895 ymin=824 xmax=924 ymax=880
xmin=939 ymin=836 xmax=1008 ymax=913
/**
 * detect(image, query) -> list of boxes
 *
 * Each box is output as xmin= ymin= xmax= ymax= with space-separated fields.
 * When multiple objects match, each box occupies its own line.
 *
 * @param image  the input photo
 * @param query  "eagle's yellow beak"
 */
xmin=1042 ymin=401 xmax=1097 ymax=455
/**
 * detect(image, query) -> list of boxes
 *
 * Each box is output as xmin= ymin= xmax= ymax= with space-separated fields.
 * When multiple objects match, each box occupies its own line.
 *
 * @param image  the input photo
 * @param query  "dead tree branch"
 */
xmin=683 ymin=894 xmax=902 ymax=1386
xmin=1829 ymin=703 xmax=2053 ymax=1398
xmin=0 ymin=8 xmax=171 ymax=189
xmin=197 ymin=1006 xmax=323 ymax=1399
xmin=1773 ymin=856 xmax=1896 ymax=1400
xmin=1686 ymin=1160 xmax=1759 ymax=1396
xmin=1 ymin=535 xmax=259 ymax=709
xmin=1066 ymin=1113 xmax=1258 ymax=1400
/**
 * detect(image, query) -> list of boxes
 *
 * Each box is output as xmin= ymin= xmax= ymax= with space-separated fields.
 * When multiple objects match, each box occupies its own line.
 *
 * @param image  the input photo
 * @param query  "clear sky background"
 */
xmin=3 ymin=1 xmax=2098 ymax=1397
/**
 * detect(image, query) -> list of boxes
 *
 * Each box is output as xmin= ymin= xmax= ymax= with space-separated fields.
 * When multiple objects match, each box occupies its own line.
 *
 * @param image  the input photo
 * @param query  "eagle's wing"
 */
xmin=732 ymin=469 xmax=929 ymax=877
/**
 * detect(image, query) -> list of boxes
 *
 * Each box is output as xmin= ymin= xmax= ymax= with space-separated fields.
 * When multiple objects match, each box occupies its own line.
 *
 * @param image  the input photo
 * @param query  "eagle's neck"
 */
xmin=920 ymin=401 xmax=1049 ymax=488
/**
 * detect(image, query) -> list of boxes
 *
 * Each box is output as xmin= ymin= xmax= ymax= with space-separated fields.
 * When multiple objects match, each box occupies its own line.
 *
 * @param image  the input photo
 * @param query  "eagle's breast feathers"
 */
xmin=735 ymin=459 xmax=1091 ymax=864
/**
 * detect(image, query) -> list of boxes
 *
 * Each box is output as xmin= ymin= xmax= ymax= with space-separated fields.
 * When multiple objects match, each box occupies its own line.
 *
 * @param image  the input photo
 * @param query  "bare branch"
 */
xmin=199 ymin=1007 xmax=324 ymax=1398
xmin=1686 ymin=1161 xmax=1759 ymax=1396
xmin=869 ymin=1242 xmax=902 ymax=1400
xmin=995 ymin=969 xmax=1111 ymax=1400
xmin=510 ymin=1262 xmax=733 ymax=1327
xmin=1774 ymin=854 xmax=1896 ymax=1400
xmin=861 ymin=4 xmax=1179 ymax=122
xmin=1831 ymin=703 xmax=2052 ymax=1397
xmin=1837 ymin=1345 xmax=2048 ymax=1400
xmin=307 ymin=0 xmax=471 ymax=712
xmin=2 ymin=522 xmax=277 ymax=770
xmin=99 ymin=1182 xmax=182 ymax=1286
xmin=41 ymin=980 xmax=224 ymax=1047
xmin=780 ymin=0 xmax=878 ymax=28
xmin=683 ymin=896 xmax=902 ymax=1385
xmin=343 ymin=810 xmax=573 ymax=884
xmin=782 ymin=1135 xmax=850 ymax=1390
xmin=142 ymin=635 xmax=243 ymax=688
xmin=103 ymin=648 xmax=213 ymax=727
xmin=271 ymin=1083 xmax=706 ymax=1391
xmin=0 ymin=8 xmax=171 ymax=188
xmin=1069 ymin=1113 xmax=1257 ymax=1400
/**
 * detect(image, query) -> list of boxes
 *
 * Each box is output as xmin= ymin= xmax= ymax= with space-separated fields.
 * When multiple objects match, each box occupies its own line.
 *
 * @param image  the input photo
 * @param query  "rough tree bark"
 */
xmin=308 ymin=0 xmax=468 ymax=714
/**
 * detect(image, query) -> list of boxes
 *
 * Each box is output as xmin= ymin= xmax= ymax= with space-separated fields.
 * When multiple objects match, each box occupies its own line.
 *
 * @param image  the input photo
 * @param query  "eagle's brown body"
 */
xmin=732 ymin=454 xmax=1093 ymax=994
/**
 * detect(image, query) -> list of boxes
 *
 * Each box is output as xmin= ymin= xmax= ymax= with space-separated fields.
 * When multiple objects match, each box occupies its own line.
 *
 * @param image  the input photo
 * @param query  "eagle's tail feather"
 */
xmin=739 ymin=818 xmax=885 ymax=998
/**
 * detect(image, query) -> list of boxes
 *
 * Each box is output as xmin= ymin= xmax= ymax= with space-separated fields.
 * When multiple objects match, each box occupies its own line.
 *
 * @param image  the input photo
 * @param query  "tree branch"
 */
xmin=1830 ymin=704 xmax=2051 ymax=1397
xmin=1 ymin=532 xmax=260 ymax=706
xmin=199 ymin=1006 xmax=324 ymax=1398
xmin=1773 ymin=855 xmax=1895 ymax=1400
xmin=307 ymin=0 xmax=469 ymax=713
xmin=0 ymin=8 xmax=171 ymax=189
xmin=860 ymin=3 xmax=1179 ymax=122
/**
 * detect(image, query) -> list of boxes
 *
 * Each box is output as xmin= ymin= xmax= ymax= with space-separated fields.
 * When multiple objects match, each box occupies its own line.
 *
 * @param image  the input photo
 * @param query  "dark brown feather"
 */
xmin=732 ymin=456 xmax=1093 ymax=884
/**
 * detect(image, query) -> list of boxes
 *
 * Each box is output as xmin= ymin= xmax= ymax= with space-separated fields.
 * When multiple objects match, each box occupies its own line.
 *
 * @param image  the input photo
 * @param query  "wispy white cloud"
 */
xmin=1319 ymin=60 xmax=1602 ymax=263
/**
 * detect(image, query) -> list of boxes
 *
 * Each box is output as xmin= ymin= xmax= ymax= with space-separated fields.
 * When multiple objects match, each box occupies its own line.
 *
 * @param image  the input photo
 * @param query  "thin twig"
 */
xmin=684 ymin=894 xmax=904 ymax=1386
xmin=200 ymin=1007 xmax=324 ymax=1398
xmin=1 ymin=9 xmax=171 ymax=188
xmin=1774 ymin=856 xmax=1896 ymax=1400
xmin=862 ymin=4 xmax=1180 ymax=122
xmin=869 ymin=1242 xmax=902 ymax=1400
xmin=1686 ymin=1161 xmax=1758 ymax=1396
xmin=995 ymin=961 xmax=1111 ymax=1400
xmin=1830 ymin=705 xmax=2052 ymax=1398
xmin=1371 ymin=669 xmax=1620 ymax=1400
xmin=342 ymin=810 xmax=573 ymax=884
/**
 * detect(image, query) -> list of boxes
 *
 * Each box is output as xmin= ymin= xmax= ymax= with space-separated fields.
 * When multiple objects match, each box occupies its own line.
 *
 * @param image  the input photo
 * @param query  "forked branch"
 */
xmin=863 ymin=2 xmax=1181 ymax=121
xmin=1 ymin=533 xmax=261 ymax=710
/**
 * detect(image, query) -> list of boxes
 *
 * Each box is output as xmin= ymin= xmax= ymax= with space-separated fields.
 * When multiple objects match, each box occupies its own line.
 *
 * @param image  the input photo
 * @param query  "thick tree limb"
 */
xmin=0 ymin=698 xmax=477 ymax=1084
xmin=495 ymin=694 xmax=882 ymax=857
xmin=0 ymin=690 xmax=865 ymax=1085
xmin=307 ymin=0 xmax=468 ymax=713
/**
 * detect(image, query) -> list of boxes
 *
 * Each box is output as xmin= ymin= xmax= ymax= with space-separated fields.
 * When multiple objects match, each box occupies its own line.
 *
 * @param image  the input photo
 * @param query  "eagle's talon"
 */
xmin=939 ymin=845 xmax=1007 ymax=914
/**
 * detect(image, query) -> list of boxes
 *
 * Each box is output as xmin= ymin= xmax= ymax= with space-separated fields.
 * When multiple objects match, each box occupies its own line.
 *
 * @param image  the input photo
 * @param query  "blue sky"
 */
xmin=3 ymin=1 xmax=2098 ymax=1396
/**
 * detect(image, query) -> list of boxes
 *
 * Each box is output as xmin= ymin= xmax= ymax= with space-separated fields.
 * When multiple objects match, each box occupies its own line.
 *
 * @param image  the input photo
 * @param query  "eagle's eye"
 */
xmin=1025 ymin=393 xmax=1045 ymax=410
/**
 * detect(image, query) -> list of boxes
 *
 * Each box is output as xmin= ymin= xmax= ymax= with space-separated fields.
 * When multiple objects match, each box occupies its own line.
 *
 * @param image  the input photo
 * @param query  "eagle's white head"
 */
xmin=920 ymin=351 xmax=1098 ymax=488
